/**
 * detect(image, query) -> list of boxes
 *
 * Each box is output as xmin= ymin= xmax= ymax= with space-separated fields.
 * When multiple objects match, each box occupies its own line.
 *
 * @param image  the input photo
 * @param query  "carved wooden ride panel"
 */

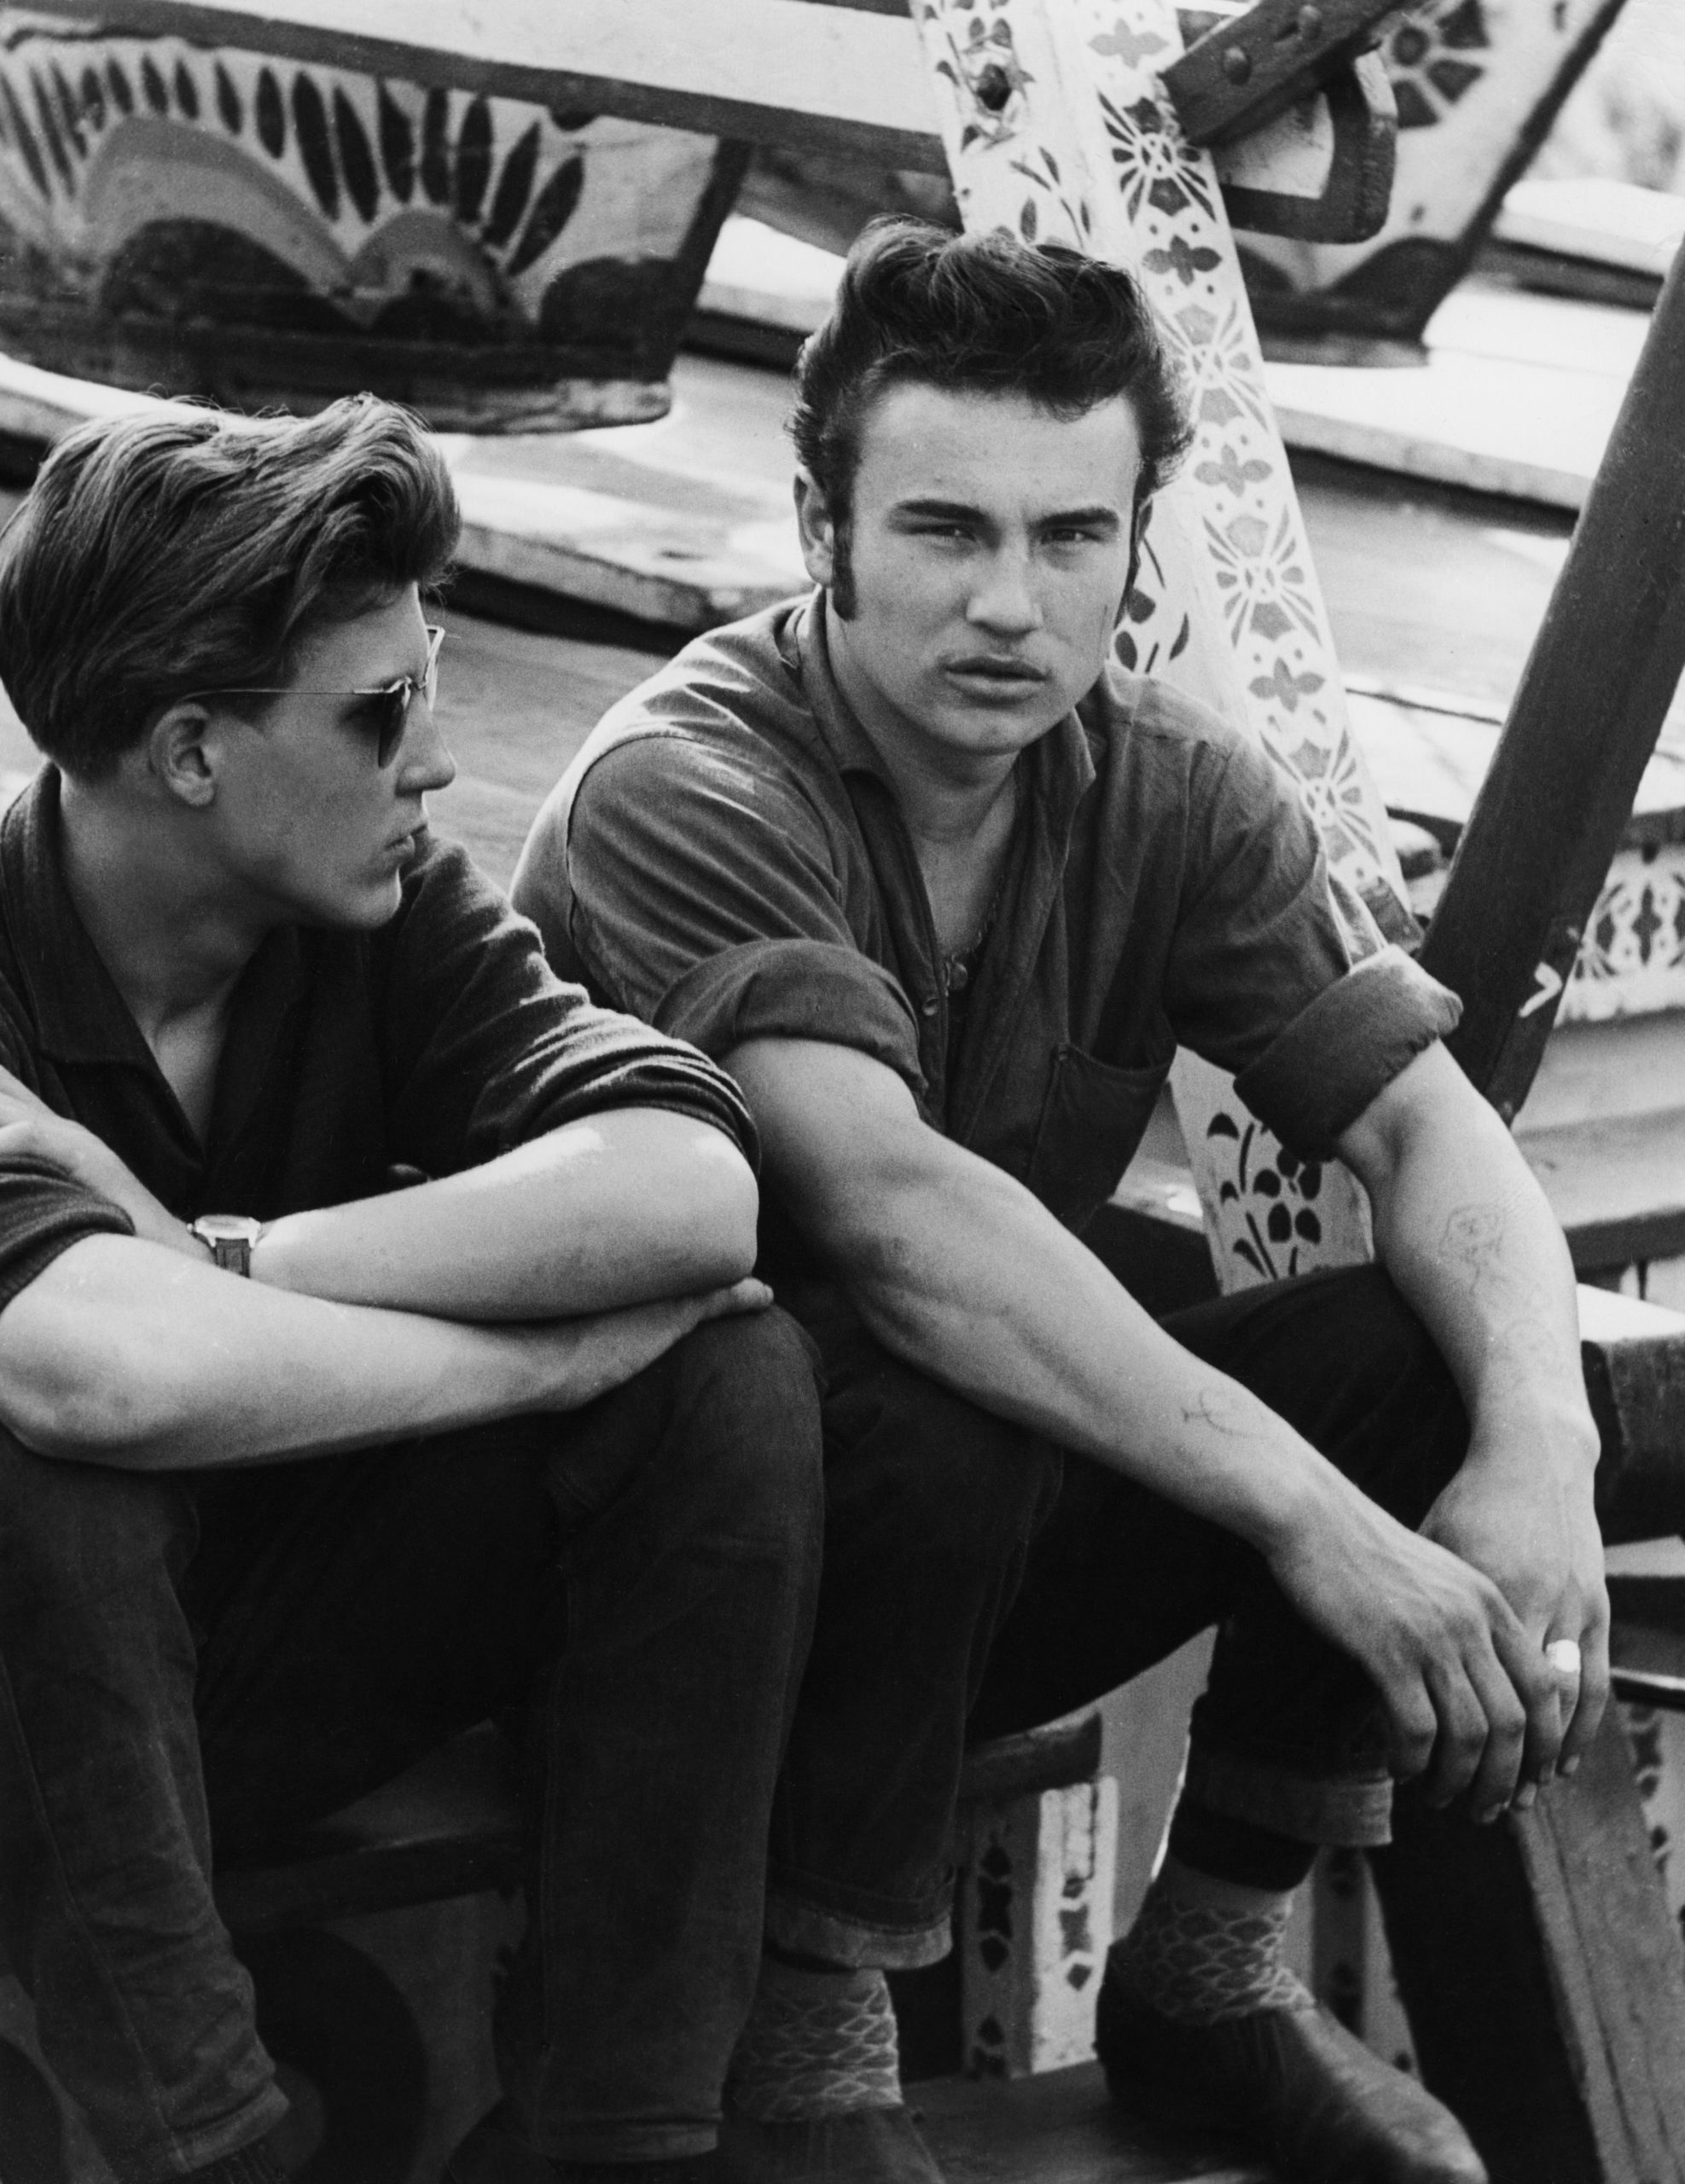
xmin=1242 ymin=0 xmax=1635 ymax=353
xmin=0 ymin=9 xmax=747 ymax=429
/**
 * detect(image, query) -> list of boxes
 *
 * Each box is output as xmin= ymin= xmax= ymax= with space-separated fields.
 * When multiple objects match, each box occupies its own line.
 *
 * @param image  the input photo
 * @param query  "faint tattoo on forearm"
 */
xmin=1182 ymin=1386 xmax=1255 ymax=1437
xmin=1441 ymin=1200 xmax=1569 ymax=1385
xmin=1443 ymin=1204 xmax=1508 ymax=1298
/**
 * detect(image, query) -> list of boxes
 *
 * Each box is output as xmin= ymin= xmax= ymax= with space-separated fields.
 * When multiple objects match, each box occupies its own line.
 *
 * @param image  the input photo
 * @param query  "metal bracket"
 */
xmin=1164 ymin=0 xmax=1400 ymax=146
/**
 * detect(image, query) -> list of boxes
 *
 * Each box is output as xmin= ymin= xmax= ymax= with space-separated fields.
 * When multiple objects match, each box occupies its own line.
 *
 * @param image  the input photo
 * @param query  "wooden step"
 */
xmin=915 ymin=2063 xmax=1271 ymax=2184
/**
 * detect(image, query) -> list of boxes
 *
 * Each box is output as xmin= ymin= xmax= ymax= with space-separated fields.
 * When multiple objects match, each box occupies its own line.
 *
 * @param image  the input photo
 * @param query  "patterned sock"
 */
xmin=183 ymin=2136 xmax=290 ymax=2184
xmin=1107 ymin=1858 xmax=1313 ymax=2024
xmin=725 ymin=1958 xmax=902 ymax=2120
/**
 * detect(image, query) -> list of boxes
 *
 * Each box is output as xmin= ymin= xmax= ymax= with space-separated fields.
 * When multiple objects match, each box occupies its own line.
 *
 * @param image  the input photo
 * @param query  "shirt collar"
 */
xmin=0 ymin=767 xmax=160 ymax=1066
xmin=790 ymin=590 xmax=1098 ymax=817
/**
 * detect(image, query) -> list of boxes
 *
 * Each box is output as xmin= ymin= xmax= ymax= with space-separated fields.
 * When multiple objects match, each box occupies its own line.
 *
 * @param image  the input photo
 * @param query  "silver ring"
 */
xmin=1545 ymin=1638 xmax=1583 ymax=1678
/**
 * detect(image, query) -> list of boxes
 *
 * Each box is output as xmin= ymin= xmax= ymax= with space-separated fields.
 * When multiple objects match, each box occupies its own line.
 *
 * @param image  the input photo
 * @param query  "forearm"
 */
xmin=1358 ymin=1076 xmax=1595 ymax=1472
xmin=837 ymin=1142 xmax=1366 ymax=1558
xmin=250 ymin=1108 xmax=758 ymax=1320
xmin=0 ymin=1234 xmax=680 ymax=1469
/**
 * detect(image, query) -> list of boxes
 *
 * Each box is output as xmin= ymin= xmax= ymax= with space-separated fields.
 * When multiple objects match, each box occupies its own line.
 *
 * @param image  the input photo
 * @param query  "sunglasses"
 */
xmin=189 ymin=624 xmax=445 ymax=768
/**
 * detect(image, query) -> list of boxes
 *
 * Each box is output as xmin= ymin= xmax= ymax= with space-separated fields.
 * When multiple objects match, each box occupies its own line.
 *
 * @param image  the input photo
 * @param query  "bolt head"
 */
xmin=1221 ymin=44 xmax=1252 ymax=84
xmin=1297 ymin=4 xmax=1324 ymax=41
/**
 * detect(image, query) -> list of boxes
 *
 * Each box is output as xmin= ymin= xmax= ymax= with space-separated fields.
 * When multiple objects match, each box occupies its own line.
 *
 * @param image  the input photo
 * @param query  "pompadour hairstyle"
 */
xmin=791 ymin=218 xmax=1193 ymax=610
xmin=0 ymin=392 xmax=460 ymax=779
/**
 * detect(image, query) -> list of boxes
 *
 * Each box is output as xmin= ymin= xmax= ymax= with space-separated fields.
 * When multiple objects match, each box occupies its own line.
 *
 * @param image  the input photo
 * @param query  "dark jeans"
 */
xmin=763 ymin=1264 xmax=1469 ymax=1968
xmin=0 ymin=1310 xmax=823 ymax=2180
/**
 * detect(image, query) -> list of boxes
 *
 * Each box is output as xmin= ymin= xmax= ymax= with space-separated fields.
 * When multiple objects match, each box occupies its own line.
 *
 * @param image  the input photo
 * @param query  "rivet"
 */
xmin=1297 ymin=5 xmax=1324 ymax=41
xmin=1221 ymin=44 xmax=1252 ymax=83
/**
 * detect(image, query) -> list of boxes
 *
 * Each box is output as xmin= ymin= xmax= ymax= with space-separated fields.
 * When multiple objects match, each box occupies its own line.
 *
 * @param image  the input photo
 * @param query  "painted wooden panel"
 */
xmin=0 ymin=9 xmax=743 ymax=427
xmin=1243 ymin=0 xmax=1633 ymax=347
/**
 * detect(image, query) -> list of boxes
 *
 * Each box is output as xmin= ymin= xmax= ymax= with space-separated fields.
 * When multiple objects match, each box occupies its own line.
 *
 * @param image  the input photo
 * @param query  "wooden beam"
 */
xmin=1419 ymin=243 xmax=1685 ymax=1123
xmin=1371 ymin=1712 xmax=1685 ymax=2184
xmin=1163 ymin=0 xmax=1397 ymax=148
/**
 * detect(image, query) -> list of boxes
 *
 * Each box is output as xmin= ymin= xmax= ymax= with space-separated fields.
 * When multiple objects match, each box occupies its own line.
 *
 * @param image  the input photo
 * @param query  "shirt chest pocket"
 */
xmin=1026 ymin=1042 xmax=1174 ymax=1235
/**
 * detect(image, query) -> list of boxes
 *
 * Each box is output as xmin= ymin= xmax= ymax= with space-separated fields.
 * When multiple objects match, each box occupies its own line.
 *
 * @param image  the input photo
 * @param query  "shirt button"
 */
xmin=921 ymin=996 xmax=939 ymax=1018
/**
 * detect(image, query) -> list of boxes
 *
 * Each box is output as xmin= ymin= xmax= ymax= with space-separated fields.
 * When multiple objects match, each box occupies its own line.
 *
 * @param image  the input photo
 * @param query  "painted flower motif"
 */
xmin=1203 ymin=506 xmax=1320 ymax=649
xmin=1575 ymin=850 xmax=1685 ymax=983
xmin=1279 ymin=728 xmax=1390 ymax=872
xmin=926 ymin=4 xmax=1037 ymax=153
xmin=1382 ymin=0 xmax=1490 ymax=131
xmin=1174 ymin=298 xmax=1271 ymax=434
xmin=1097 ymin=88 xmax=1214 ymax=224
xmin=1206 ymin=1110 xmax=1325 ymax=1282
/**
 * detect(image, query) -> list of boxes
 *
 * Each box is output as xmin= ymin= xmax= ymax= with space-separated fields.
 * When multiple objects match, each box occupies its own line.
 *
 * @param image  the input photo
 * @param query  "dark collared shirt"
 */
xmin=0 ymin=768 xmax=755 ymax=1311
xmin=514 ymin=596 xmax=1458 ymax=1243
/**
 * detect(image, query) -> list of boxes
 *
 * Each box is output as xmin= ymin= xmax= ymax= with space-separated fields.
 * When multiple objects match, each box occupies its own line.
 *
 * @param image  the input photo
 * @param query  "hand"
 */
xmin=524 ymin=1276 xmax=774 ymax=1411
xmin=1268 ymin=1486 xmax=1561 ymax=1821
xmin=1422 ymin=1420 xmax=1609 ymax=1791
xmin=0 ymin=1064 xmax=198 ymax=1257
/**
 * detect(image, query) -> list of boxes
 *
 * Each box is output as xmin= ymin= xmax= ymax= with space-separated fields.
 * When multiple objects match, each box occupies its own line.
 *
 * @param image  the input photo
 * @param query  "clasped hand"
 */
xmin=1271 ymin=1430 xmax=1607 ymax=1823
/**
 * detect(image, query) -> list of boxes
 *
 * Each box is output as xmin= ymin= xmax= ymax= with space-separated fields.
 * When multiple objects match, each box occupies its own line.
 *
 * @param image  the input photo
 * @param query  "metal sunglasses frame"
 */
xmin=183 ymin=623 xmax=445 ymax=768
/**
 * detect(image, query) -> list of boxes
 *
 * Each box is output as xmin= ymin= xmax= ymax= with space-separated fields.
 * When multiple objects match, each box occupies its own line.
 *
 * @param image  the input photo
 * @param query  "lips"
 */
xmin=944 ymin=656 xmax=1047 ymax=682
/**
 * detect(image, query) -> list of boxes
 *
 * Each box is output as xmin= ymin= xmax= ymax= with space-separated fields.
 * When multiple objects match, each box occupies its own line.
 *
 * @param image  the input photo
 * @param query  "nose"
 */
xmin=398 ymin=693 xmax=456 ymax=795
xmin=966 ymin=545 xmax=1043 ymax=637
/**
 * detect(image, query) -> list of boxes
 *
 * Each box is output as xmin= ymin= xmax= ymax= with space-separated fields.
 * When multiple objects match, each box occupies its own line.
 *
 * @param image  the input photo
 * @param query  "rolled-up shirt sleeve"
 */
xmin=545 ymin=733 xmax=927 ymax=1096
xmin=0 ymin=1155 xmax=136 ymax=1312
xmin=378 ymin=834 xmax=759 ymax=1174
xmin=1165 ymin=731 xmax=1460 ymax=1157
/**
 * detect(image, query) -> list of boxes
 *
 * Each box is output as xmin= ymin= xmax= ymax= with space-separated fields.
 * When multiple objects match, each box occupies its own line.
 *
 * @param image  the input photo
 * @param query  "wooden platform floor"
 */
xmin=916 ymin=2065 xmax=1270 ymax=2184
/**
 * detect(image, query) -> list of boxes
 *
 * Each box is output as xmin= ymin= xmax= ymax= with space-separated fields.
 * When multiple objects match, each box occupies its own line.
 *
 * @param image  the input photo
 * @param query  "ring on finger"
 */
xmin=1545 ymin=1637 xmax=1583 ymax=1679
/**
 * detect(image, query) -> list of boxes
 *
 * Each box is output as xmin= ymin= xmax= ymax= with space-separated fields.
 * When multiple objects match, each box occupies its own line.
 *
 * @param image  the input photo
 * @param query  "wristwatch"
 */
xmin=189 ymin=1213 xmax=264 ymax=1276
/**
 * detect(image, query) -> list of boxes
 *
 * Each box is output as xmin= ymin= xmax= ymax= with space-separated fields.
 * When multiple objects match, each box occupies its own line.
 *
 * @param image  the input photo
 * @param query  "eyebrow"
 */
xmin=890 ymin=497 xmax=1123 ymax=534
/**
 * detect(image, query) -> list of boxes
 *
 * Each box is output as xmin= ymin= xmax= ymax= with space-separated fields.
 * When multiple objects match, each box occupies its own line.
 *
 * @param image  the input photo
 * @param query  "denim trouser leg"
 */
xmin=1 ymin=1309 xmax=823 ymax=2180
xmin=973 ymin=1265 xmax=1472 ymax=1848
xmin=526 ymin=1310 xmax=824 ymax=2163
xmin=767 ymin=1266 xmax=1471 ymax=1972
xmin=0 ymin=1444 xmax=288 ymax=2182
xmin=764 ymin=1283 xmax=1063 ymax=1971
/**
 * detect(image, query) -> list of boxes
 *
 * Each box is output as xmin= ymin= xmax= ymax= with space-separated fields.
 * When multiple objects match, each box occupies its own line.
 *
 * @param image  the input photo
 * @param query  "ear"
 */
xmin=144 ymin=700 xmax=220 ymax=810
xmin=793 ymin=471 xmax=839 ymax=590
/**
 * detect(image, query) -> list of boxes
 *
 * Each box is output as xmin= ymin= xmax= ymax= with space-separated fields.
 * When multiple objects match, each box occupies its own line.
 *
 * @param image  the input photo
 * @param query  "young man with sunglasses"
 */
xmin=0 ymin=399 xmax=826 ymax=2184
xmin=515 ymin=223 xmax=1607 ymax=2184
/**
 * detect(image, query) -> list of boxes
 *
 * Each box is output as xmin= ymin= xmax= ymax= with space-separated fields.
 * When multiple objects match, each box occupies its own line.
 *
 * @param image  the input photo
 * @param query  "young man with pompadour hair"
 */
xmin=514 ymin=220 xmax=1608 ymax=2184
xmin=0 ymin=396 xmax=828 ymax=2184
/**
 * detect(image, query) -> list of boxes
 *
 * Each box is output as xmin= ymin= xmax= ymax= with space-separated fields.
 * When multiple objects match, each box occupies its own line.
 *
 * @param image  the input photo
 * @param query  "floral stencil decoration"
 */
xmin=1383 ymin=0 xmax=1492 ymax=131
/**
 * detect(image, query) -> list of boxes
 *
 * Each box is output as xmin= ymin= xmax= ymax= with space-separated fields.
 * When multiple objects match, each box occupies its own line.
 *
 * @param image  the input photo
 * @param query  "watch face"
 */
xmin=195 ymin=1215 xmax=262 ymax=1245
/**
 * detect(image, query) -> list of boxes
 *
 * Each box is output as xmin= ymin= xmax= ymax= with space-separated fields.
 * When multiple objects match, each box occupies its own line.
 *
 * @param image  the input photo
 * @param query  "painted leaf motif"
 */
xmin=456 ymin=96 xmax=493 ymax=223
xmin=378 ymin=83 xmax=415 ymax=202
xmin=1148 ymin=177 xmax=1187 ymax=216
xmin=335 ymin=88 xmax=379 ymax=224
xmin=483 ymin=121 xmax=541 ymax=248
xmin=292 ymin=73 xmax=339 ymax=220
xmin=1020 ymin=195 xmax=1037 ymax=242
xmin=1251 ymin=601 xmax=1293 ymax=641
xmin=508 ymin=154 xmax=584 ymax=278
xmin=1169 ymin=614 xmax=1191 ymax=661
xmin=421 ymin=85 xmax=451 ymax=204
xmin=1199 ymin=387 xmax=1243 ymax=427
xmin=214 ymin=61 xmax=240 ymax=136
